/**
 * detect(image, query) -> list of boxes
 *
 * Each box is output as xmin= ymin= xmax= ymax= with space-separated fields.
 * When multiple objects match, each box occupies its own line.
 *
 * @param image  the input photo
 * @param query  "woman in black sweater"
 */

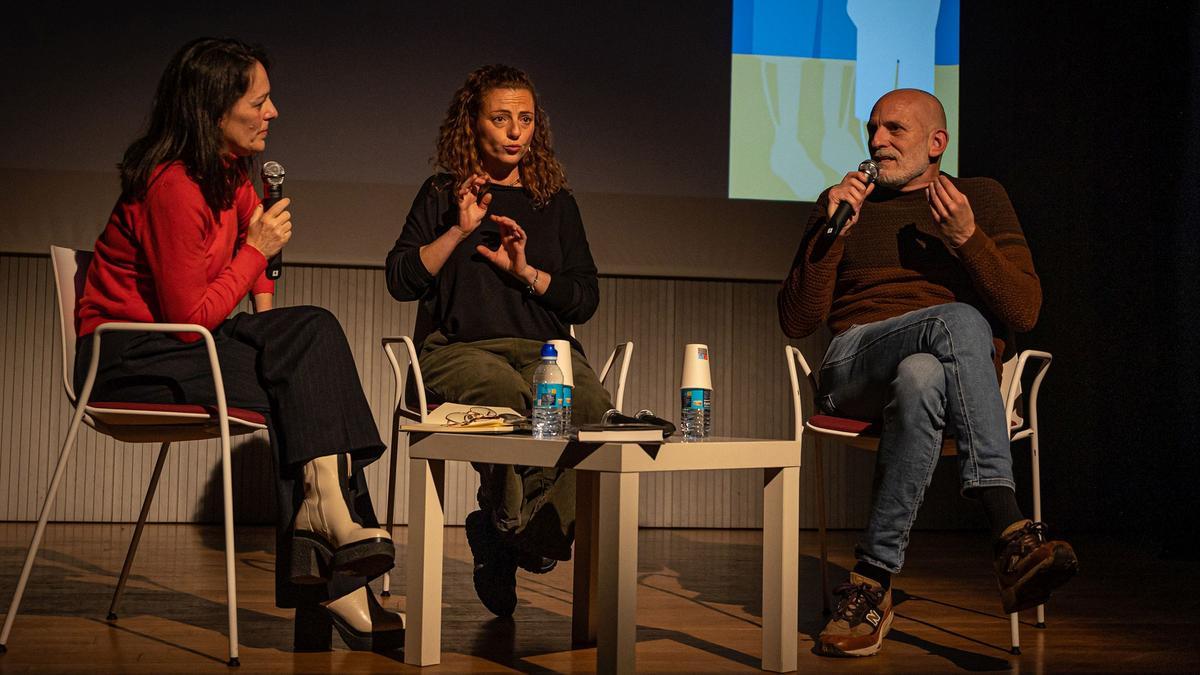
xmin=385 ymin=64 xmax=612 ymax=618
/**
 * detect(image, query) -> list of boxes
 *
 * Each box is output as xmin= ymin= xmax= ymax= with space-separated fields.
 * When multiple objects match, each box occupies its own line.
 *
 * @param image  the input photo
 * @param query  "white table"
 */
xmin=403 ymin=433 xmax=801 ymax=673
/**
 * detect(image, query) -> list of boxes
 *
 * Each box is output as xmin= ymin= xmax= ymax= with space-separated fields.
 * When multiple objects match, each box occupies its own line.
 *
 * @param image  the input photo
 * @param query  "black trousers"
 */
xmin=75 ymin=306 xmax=386 ymax=608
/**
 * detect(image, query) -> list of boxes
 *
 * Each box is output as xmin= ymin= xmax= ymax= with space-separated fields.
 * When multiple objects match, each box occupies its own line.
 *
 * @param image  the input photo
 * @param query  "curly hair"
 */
xmin=120 ymin=37 xmax=269 ymax=213
xmin=434 ymin=64 xmax=567 ymax=208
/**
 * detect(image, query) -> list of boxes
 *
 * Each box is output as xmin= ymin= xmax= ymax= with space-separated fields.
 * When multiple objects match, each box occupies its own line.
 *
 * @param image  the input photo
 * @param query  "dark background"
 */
xmin=1 ymin=2 xmax=1197 ymax=547
xmin=959 ymin=2 xmax=1200 ymax=554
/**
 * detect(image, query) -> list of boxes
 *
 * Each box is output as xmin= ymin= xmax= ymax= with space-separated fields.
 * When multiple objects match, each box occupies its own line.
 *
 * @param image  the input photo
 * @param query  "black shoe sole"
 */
xmin=517 ymin=554 xmax=558 ymax=575
xmin=331 ymin=538 xmax=396 ymax=579
xmin=1001 ymin=542 xmax=1079 ymax=614
xmin=291 ymin=531 xmax=395 ymax=584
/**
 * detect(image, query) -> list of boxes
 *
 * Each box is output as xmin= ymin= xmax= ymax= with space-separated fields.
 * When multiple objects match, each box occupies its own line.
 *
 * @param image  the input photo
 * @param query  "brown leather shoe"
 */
xmin=818 ymin=573 xmax=894 ymax=657
xmin=994 ymin=519 xmax=1078 ymax=614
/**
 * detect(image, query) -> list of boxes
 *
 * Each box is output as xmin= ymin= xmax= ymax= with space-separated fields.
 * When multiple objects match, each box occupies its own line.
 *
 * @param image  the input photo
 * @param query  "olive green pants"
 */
xmin=420 ymin=331 xmax=613 ymax=560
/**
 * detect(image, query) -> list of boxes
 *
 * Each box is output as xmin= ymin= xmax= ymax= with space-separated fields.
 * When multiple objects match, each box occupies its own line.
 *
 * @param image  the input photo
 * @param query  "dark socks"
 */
xmin=974 ymin=486 xmax=1026 ymax=539
xmin=852 ymin=561 xmax=892 ymax=590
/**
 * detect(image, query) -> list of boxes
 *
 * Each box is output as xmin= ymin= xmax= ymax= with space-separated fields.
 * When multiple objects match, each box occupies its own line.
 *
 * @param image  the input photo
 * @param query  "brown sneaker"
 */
xmin=818 ymin=573 xmax=894 ymax=657
xmin=994 ymin=519 xmax=1078 ymax=614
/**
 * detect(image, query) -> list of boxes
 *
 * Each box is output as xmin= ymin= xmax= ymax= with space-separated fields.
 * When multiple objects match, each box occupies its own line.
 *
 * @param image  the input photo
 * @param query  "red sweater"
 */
xmin=77 ymin=162 xmax=274 ymax=342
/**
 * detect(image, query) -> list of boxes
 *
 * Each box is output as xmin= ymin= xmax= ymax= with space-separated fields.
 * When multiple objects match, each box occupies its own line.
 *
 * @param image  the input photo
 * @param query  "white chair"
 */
xmin=0 ymin=246 xmax=267 ymax=667
xmin=377 ymin=325 xmax=633 ymax=596
xmin=785 ymin=343 xmax=1052 ymax=655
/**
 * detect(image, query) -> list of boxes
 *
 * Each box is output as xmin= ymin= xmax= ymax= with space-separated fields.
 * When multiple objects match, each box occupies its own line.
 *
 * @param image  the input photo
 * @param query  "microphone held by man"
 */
xmin=823 ymin=159 xmax=880 ymax=240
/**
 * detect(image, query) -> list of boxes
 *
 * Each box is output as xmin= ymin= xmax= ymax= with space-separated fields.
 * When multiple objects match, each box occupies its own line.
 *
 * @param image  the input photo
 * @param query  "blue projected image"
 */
xmin=729 ymin=0 xmax=960 ymax=201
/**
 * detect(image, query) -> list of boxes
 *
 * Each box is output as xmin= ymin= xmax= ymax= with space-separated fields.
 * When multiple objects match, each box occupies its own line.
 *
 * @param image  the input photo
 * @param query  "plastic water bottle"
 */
xmin=532 ymin=344 xmax=565 ymax=439
xmin=679 ymin=343 xmax=713 ymax=441
xmin=561 ymin=383 xmax=573 ymax=435
xmin=680 ymin=387 xmax=712 ymax=441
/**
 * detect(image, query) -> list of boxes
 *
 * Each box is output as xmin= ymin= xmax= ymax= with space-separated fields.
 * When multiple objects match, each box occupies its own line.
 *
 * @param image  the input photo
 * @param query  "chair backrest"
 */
xmin=784 ymin=346 xmax=818 ymax=442
xmin=1000 ymin=354 xmax=1021 ymax=405
xmin=50 ymin=246 xmax=92 ymax=405
xmin=402 ymin=302 xmax=439 ymax=407
xmin=597 ymin=341 xmax=633 ymax=412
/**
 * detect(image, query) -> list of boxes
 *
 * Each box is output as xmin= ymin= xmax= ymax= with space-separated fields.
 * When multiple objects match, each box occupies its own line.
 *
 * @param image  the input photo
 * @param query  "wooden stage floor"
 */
xmin=0 ymin=523 xmax=1195 ymax=673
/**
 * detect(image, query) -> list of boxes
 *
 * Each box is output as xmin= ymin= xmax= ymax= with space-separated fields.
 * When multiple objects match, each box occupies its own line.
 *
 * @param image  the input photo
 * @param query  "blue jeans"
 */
xmin=818 ymin=303 xmax=1013 ymax=573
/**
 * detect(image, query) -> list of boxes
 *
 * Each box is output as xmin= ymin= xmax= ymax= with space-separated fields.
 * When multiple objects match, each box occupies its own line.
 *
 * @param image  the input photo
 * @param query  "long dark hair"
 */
xmin=435 ymin=64 xmax=567 ymax=208
xmin=119 ymin=37 xmax=269 ymax=212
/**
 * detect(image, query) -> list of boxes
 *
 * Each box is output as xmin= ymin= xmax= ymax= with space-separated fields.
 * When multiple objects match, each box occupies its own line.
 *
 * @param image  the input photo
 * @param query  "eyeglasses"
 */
xmin=444 ymin=406 xmax=523 ymax=426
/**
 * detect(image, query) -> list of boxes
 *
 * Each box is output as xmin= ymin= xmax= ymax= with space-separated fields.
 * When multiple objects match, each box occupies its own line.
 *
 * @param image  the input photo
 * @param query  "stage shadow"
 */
xmin=654 ymin=530 xmax=1014 ymax=671
xmin=441 ymin=545 xmax=765 ymax=672
xmin=0 ymin=542 xmax=293 ymax=660
xmin=885 ymin=625 xmax=1012 ymax=672
xmin=195 ymin=435 xmax=277 ymax=554
xmin=403 ymin=547 xmax=587 ymax=671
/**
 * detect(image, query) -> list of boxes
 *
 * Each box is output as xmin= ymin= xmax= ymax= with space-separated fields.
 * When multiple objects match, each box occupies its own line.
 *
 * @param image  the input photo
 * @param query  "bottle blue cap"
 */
xmin=541 ymin=343 xmax=558 ymax=358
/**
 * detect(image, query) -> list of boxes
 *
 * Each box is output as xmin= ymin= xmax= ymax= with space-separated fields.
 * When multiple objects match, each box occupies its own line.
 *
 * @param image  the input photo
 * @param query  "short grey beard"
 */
xmin=876 ymin=163 xmax=927 ymax=189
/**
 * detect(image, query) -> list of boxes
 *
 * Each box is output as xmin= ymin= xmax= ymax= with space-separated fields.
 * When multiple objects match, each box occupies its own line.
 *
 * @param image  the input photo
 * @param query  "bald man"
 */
xmin=778 ymin=89 xmax=1077 ymax=657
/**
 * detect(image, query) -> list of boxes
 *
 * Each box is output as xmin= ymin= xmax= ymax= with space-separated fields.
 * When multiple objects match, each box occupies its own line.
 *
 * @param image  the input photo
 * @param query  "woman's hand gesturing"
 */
xmin=455 ymin=174 xmax=492 ymax=238
xmin=476 ymin=214 xmax=529 ymax=280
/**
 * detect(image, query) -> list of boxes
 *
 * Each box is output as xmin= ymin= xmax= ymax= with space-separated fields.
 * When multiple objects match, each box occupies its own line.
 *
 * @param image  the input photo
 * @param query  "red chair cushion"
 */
xmin=88 ymin=401 xmax=266 ymax=426
xmin=807 ymin=414 xmax=878 ymax=435
xmin=808 ymin=414 xmax=1020 ymax=436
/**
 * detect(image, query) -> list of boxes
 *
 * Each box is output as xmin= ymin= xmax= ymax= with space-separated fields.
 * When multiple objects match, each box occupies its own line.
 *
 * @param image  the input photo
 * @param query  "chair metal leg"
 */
xmin=382 ymin=412 xmax=401 ymax=597
xmin=0 ymin=403 xmax=89 ymax=649
xmin=1030 ymin=428 xmax=1047 ymax=628
xmin=218 ymin=425 xmax=240 ymax=666
xmin=108 ymin=441 xmax=171 ymax=620
xmin=814 ymin=440 xmax=830 ymax=615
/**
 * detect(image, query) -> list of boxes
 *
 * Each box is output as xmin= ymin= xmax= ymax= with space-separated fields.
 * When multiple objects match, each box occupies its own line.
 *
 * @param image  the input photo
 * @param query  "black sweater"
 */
xmin=386 ymin=176 xmax=600 ymax=347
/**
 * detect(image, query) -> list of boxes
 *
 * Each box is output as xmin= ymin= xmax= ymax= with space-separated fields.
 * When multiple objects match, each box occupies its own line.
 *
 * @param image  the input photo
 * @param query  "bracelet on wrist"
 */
xmin=526 ymin=268 xmax=540 ymax=295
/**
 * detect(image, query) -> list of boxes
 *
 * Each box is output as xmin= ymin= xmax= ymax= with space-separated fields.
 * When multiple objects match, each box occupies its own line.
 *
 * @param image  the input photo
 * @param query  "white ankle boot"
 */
xmin=294 ymin=586 xmax=404 ymax=652
xmin=324 ymin=586 xmax=405 ymax=650
xmin=291 ymin=454 xmax=394 ymax=584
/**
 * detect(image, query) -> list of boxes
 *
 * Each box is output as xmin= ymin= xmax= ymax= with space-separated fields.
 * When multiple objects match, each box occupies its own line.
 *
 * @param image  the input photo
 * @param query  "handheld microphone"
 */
xmin=261 ymin=160 xmax=286 ymax=280
xmin=823 ymin=159 xmax=879 ymax=240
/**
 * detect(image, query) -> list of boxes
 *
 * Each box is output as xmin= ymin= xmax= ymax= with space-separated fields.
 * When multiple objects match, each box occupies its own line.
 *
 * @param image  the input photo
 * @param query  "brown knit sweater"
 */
xmin=777 ymin=175 xmax=1041 ymax=362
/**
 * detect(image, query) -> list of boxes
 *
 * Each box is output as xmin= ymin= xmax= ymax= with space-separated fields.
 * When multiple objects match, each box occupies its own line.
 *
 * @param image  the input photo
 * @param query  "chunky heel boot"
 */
xmin=290 ymin=533 xmax=334 ymax=585
xmin=293 ymin=604 xmax=334 ymax=652
xmin=322 ymin=586 xmax=405 ymax=652
xmin=291 ymin=454 xmax=395 ymax=584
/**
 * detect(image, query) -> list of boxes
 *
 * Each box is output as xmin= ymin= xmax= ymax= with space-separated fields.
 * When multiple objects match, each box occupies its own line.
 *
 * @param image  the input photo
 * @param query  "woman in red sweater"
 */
xmin=75 ymin=38 xmax=401 ymax=652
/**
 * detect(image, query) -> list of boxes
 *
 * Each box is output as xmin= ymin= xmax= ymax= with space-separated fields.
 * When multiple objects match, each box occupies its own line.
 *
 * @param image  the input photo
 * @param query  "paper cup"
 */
xmin=680 ymin=343 xmax=712 ymax=390
xmin=549 ymin=339 xmax=574 ymax=388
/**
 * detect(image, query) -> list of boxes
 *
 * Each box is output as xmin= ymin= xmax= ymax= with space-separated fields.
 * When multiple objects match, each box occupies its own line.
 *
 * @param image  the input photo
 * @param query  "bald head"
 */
xmin=866 ymin=89 xmax=949 ymax=190
xmin=873 ymin=89 xmax=947 ymax=132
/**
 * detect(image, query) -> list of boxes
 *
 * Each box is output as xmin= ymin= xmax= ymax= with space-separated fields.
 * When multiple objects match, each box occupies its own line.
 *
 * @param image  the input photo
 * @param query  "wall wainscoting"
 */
xmin=0 ymin=254 xmax=983 ymax=530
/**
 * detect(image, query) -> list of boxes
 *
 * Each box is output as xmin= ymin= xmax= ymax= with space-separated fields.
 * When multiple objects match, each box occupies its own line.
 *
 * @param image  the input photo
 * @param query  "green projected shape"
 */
xmin=729 ymin=55 xmax=959 ymax=202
